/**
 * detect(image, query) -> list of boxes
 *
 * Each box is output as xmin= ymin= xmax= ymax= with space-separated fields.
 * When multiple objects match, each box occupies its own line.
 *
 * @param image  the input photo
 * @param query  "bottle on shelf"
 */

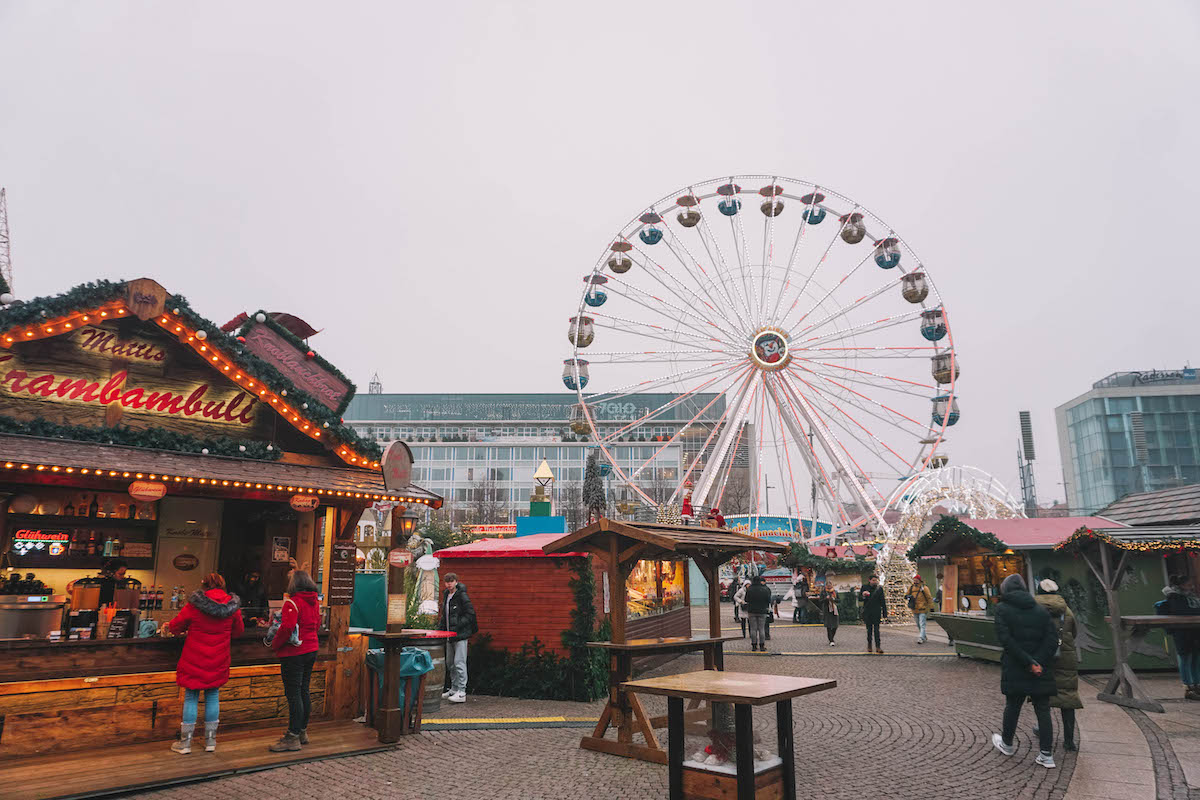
xmin=63 ymin=499 xmax=75 ymax=517
xmin=127 ymin=503 xmax=138 ymax=520
xmin=110 ymin=534 xmax=122 ymax=557
xmin=76 ymin=496 xmax=88 ymax=517
xmin=86 ymin=531 xmax=98 ymax=557
xmin=155 ymin=586 xmax=164 ymax=610
xmin=102 ymin=536 xmax=113 ymax=558
xmin=87 ymin=494 xmax=99 ymax=518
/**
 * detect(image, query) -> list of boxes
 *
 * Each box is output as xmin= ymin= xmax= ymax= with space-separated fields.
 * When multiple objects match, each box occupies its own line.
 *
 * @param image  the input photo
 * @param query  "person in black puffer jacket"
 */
xmin=439 ymin=573 xmax=478 ymax=703
xmin=743 ymin=575 xmax=773 ymax=653
xmin=991 ymin=574 xmax=1059 ymax=769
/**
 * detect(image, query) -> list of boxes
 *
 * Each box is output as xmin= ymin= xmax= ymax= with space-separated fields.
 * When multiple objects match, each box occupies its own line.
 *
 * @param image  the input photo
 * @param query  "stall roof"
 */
xmin=543 ymin=518 xmax=788 ymax=563
xmin=1055 ymin=526 xmax=1200 ymax=554
xmin=1100 ymin=485 xmax=1200 ymax=528
xmin=438 ymin=533 xmax=584 ymax=559
xmin=0 ymin=433 xmax=442 ymax=507
xmin=956 ymin=516 xmax=1124 ymax=550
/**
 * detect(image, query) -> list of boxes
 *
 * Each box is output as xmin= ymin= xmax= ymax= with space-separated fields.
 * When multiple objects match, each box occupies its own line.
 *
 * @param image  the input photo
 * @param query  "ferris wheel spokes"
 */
xmin=587 ymin=358 xmax=749 ymax=414
xmin=690 ymin=371 xmax=761 ymax=507
xmin=605 ymin=273 xmax=741 ymax=345
xmin=625 ymin=244 xmax=747 ymax=340
xmin=764 ymin=376 xmax=850 ymax=526
xmin=792 ymin=273 xmax=906 ymax=340
xmin=659 ymin=226 xmax=750 ymax=332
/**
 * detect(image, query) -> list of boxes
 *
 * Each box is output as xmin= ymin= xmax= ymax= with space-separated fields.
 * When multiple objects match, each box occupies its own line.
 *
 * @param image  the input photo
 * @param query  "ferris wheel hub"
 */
xmin=750 ymin=327 xmax=792 ymax=371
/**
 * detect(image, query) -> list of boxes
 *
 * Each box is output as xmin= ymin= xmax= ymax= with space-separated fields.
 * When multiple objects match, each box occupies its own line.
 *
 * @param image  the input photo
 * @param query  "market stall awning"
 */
xmin=542 ymin=518 xmax=788 ymax=562
xmin=908 ymin=515 xmax=1126 ymax=559
xmin=0 ymin=433 xmax=442 ymax=507
xmin=1055 ymin=526 xmax=1200 ymax=554
xmin=439 ymin=533 xmax=584 ymax=559
xmin=1100 ymin=485 xmax=1200 ymax=528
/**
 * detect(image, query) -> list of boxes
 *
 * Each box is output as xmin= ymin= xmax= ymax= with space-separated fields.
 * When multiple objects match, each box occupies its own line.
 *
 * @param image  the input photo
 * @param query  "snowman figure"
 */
xmin=757 ymin=335 xmax=784 ymax=364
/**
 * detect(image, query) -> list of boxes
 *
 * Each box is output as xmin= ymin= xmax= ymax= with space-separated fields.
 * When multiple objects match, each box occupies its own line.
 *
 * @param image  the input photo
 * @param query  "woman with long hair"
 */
xmin=268 ymin=570 xmax=321 ymax=752
xmin=166 ymin=572 xmax=243 ymax=754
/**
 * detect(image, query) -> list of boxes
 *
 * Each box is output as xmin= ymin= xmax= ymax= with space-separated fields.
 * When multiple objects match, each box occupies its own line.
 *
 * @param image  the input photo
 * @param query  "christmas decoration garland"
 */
xmin=0 ymin=413 xmax=282 ymax=461
xmin=0 ymin=279 xmax=381 ymax=463
xmin=1055 ymin=527 xmax=1200 ymax=554
xmin=235 ymin=310 xmax=357 ymax=416
xmin=906 ymin=514 xmax=1008 ymax=560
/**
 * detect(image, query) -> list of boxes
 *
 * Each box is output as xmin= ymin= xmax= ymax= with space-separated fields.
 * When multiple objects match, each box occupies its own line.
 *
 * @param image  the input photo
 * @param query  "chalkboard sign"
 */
xmin=106 ymin=611 xmax=135 ymax=639
xmin=327 ymin=542 xmax=356 ymax=606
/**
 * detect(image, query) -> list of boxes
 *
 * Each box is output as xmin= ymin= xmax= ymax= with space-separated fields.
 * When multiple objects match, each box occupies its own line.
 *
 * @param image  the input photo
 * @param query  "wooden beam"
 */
xmin=610 ymin=533 xmax=626 ymax=644
xmin=618 ymin=541 xmax=649 ymax=565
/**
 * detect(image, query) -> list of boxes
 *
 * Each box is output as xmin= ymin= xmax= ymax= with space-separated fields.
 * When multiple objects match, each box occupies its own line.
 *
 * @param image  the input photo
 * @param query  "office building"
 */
xmin=1055 ymin=367 xmax=1200 ymax=513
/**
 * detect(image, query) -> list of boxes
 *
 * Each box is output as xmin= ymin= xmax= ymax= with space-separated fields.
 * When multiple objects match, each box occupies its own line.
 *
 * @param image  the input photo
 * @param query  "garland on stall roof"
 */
xmin=236 ymin=310 xmax=357 ymax=416
xmin=906 ymin=514 xmax=1007 ymax=561
xmin=0 ymin=279 xmax=381 ymax=463
xmin=1054 ymin=527 xmax=1200 ymax=555
xmin=0 ymin=413 xmax=283 ymax=461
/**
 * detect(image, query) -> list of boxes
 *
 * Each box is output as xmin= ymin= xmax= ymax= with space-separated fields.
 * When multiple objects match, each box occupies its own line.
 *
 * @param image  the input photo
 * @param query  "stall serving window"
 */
xmin=626 ymin=559 xmax=687 ymax=620
xmin=949 ymin=549 xmax=1025 ymax=612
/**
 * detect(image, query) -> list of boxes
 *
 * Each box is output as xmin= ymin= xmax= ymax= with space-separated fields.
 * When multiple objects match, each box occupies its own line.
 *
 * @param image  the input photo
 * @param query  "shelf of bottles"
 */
xmin=5 ymin=488 xmax=158 ymax=569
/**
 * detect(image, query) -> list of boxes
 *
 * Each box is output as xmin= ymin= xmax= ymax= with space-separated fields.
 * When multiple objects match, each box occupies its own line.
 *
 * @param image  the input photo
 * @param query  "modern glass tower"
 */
xmin=1055 ymin=368 xmax=1200 ymax=513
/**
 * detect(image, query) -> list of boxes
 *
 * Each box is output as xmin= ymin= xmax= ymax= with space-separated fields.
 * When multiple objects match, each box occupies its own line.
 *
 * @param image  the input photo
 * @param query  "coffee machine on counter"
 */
xmin=0 ymin=572 xmax=69 ymax=640
xmin=67 ymin=575 xmax=143 ymax=639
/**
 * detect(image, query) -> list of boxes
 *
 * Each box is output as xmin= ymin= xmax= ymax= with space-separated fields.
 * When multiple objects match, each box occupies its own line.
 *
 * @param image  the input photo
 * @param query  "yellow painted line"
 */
xmin=776 ymin=651 xmax=950 ymax=657
xmin=422 ymin=716 xmax=596 ymax=724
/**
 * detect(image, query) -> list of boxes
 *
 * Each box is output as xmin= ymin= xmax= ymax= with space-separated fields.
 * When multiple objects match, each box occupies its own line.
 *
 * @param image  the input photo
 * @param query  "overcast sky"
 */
xmin=1 ymin=1 xmax=1198 ymax=506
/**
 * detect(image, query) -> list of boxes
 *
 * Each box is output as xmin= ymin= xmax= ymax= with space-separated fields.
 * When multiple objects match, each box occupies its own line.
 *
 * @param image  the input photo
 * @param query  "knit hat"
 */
xmin=1000 ymin=574 xmax=1027 ymax=595
xmin=1039 ymin=578 xmax=1059 ymax=593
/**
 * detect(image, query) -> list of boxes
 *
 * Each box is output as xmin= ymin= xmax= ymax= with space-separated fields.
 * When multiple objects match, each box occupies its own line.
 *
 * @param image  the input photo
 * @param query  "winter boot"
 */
xmin=204 ymin=720 xmax=219 ymax=752
xmin=170 ymin=723 xmax=195 ymax=755
xmin=298 ymin=729 xmax=310 ymax=745
xmin=268 ymin=731 xmax=302 ymax=752
xmin=866 ymin=644 xmax=874 ymax=654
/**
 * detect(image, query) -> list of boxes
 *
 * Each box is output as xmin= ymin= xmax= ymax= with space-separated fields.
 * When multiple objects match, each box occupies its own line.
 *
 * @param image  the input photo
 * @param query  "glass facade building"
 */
xmin=1055 ymin=368 xmax=1200 ymax=513
xmin=345 ymin=393 xmax=729 ymax=524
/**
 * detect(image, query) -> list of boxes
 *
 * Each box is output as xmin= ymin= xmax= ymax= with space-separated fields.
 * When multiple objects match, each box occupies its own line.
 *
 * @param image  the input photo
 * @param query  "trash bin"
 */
xmin=366 ymin=647 xmax=434 ymax=735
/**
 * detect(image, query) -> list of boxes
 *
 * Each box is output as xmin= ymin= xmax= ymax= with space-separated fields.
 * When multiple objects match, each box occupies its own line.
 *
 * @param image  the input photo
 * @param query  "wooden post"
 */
xmin=734 ymin=703 xmax=754 ymax=800
xmin=386 ymin=509 xmax=410 ymax=633
xmin=610 ymin=533 xmax=626 ymax=644
xmin=667 ymin=697 xmax=684 ymax=800
xmin=378 ymin=640 xmax=402 ymax=743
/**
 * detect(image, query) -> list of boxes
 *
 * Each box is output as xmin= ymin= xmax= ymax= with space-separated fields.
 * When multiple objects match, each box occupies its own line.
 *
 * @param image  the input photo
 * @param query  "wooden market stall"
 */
xmin=543 ymin=518 xmax=786 ymax=764
xmin=1054 ymin=526 xmax=1200 ymax=712
xmin=0 ymin=279 xmax=442 ymax=782
xmin=912 ymin=515 xmax=1176 ymax=671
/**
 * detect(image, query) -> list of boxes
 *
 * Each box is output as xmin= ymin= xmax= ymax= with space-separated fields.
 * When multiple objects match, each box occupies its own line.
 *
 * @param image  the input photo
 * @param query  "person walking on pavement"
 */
xmin=269 ymin=570 xmax=321 ymax=752
xmin=165 ymin=572 xmax=243 ymax=754
xmin=860 ymin=574 xmax=888 ymax=653
xmin=439 ymin=573 xmax=478 ymax=704
xmin=1034 ymin=579 xmax=1082 ymax=751
xmin=906 ymin=574 xmax=935 ymax=643
xmin=1157 ymin=575 xmax=1200 ymax=700
xmin=818 ymin=581 xmax=840 ymax=646
xmin=744 ymin=574 xmax=773 ymax=653
xmin=733 ymin=579 xmax=751 ymax=638
xmin=991 ymin=573 xmax=1059 ymax=769
xmin=793 ymin=573 xmax=810 ymax=623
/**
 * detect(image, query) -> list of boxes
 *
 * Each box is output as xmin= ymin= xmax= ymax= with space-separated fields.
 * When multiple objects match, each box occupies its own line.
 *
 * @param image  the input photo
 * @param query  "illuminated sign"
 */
xmin=242 ymin=324 xmax=350 ymax=412
xmin=128 ymin=481 xmax=167 ymax=502
xmin=464 ymin=524 xmax=518 ymax=535
xmin=12 ymin=528 xmax=70 ymax=555
xmin=289 ymin=495 xmax=320 ymax=512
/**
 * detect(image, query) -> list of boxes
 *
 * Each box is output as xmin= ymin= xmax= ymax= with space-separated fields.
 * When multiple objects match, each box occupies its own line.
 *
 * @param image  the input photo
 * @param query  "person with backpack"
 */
xmin=165 ymin=572 xmax=243 ymax=754
xmin=991 ymin=574 xmax=1059 ymax=769
xmin=268 ymin=570 xmax=321 ymax=752
xmin=1034 ymin=579 xmax=1082 ymax=751
xmin=905 ymin=574 xmax=935 ymax=644
xmin=439 ymin=573 xmax=478 ymax=704
xmin=733 ymin=579 xmax=751 ymax=637
xmin=1158 ymin=575 xmax=1200 ymax=700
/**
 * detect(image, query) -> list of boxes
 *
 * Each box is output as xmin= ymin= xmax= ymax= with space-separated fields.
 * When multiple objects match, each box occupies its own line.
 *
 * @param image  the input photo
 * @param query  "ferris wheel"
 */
xmin=563 ymin=174 xmax=960 ymax=537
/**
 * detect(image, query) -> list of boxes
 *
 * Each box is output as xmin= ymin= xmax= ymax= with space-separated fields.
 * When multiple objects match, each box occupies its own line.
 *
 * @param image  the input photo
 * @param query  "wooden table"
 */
xmin=370 ymin=629 xmax=456 ymax=742
xmin=585 ymin=635 xmax=742 ymax=764
xmin=623 ymin=671 xmax=836 ymax=800
xmin=1100 ymin=615 xmax=1200 ymax=713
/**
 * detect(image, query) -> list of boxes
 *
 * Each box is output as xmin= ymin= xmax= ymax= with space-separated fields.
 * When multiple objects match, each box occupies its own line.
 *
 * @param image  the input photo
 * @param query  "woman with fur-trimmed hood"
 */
xmin=165 ymin=572 xmax=243 ymax=754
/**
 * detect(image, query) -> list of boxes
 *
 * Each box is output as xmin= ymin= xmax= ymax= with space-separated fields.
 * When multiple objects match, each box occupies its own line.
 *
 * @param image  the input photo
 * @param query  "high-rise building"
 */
xmin=345 ymin=392 xmax=742 ymax=524
xmin=1055 ymin=367 xmax=1200 ymax=513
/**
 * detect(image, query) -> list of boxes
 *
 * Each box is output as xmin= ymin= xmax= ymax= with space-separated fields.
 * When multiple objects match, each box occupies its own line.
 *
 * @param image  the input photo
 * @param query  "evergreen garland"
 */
xmin=0 ymin=413 xmax=282 ymax=460
xmin=781 ymin=540 xmax=839 ymax=574
xmin=906 ymin=515 xmax=1008 ymax=561
xmin=235 ymin=310 xmax=357 ymax=416
xmin=0 ymin=279 xmax=380 ymax=462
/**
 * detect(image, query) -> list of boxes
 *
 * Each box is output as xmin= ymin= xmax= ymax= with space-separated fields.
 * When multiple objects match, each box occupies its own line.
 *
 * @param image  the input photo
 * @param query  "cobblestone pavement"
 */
xmin=136 ymin=621 xmax=1079 ymax=800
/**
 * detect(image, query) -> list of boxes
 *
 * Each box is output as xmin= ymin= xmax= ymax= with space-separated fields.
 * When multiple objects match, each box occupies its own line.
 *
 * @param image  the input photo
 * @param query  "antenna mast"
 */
xmin=1017 ymin=410 xmax=1038 ymax=517
xmin=0 ymin=188 xmax=13 ymax=295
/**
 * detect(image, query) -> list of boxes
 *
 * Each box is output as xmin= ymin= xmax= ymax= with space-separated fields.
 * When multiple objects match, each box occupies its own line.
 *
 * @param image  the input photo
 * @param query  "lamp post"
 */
xmin=386 ymin=505 xmax=419 ymax=632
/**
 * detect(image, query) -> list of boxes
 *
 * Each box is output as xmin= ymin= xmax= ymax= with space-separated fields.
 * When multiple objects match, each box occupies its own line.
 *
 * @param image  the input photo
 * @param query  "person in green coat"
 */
xmin=1035 ymin=579 xmax=1082 ymax=752
xmin=991 ymin=574 xmax=1060 ymax=769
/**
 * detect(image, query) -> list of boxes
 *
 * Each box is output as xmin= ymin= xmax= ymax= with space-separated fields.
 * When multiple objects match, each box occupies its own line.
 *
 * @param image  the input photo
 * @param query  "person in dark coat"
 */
xmin=1035 ymin=579 xmax=1083 ymax=751
xmin=743 ymin=575 xmax=773 ymax=653
xmin=991 ymin=574 xmax=1059 ymax=769
xmin=439 ymin=573 xmax=478 ymax=703
xmin=236 ymin=570 xmax=270 ymax=627
xmin=1159 ymin=575 xmax=1200 ymax=700
xmin=165 ymin=572 xmax=243 ymax=754
xmin=793 ymin=573 xmax=810 ymax=623
xmin=818 ymin=582 xmax=840 ymax=646
xmin=268 ymin=570 xmax=321 ymax=752
xmin=859 ymin=575 xmax=888 ymax=653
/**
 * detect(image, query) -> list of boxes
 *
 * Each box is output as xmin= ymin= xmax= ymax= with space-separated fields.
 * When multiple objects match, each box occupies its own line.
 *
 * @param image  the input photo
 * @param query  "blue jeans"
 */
xmin=182 ymin=688 xmax=220 ymax=725
xmin=915 ymin=612 xmax=928 ymax=641
xmin=1178 ymin=650 xmax=1200 ymax=685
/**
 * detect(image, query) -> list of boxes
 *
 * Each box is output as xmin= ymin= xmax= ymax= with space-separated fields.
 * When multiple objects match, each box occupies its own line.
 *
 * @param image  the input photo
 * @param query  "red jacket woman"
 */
xmin=271 ymin=589 xmax=320 ymax=658
xmin=269 ymin=573 xmax=321 ymax=752
xmin=166 ymin=572 xmax=243 ymax=754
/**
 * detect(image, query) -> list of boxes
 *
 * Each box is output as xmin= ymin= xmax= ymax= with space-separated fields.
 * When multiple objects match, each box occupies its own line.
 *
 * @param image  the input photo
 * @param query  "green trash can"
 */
xmin=366 ymin=647 xmax=434 ymax=731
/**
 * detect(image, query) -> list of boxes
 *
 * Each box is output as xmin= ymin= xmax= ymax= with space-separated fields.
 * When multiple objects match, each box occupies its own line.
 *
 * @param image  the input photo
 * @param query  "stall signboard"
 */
xmin=381 ymin=441 xmax=413 ymax=492
xmin=940 ymin=565 xmax=958 ymax=614
xmin=128 ymin=481 xmax=167 ymax=502
xmin=272 ymin=536 xmax=291 ymax=562
xmin=289 ymin=494 xmax=320 ymax=512
xmin=11 ymin=529 xmax=70 ymax=556
xmin=241 ymin=323 xmax=350 ymax=412
xmin=387 ymin=548 xmax=412 ymax=568
xmin=172 ymin=553 xmax=199 ymax=571
xmin=328 ymin=541 xmax=356 ymax=605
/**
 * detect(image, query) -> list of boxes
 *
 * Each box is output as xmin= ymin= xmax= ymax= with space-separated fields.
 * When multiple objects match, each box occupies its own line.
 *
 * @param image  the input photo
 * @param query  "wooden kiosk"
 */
xmin=543 ymin=518 xmax=786 ymax=764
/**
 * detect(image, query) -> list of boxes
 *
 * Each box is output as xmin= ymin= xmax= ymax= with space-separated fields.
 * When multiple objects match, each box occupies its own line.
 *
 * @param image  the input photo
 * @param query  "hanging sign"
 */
xmin=289 ymin=495 xmax=320 ymax=512
xmin=388 ymin=548 xmax=413 ymax=569
xmin=172 ymin=553 xmax=199 ymax=571
xmin=381 ymin=441 xmax=414 ymax=491
xmin=241 ymin=324 xmax=350 ymax=411
xmin=128 ymin=481 xmax=167 ymax=502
